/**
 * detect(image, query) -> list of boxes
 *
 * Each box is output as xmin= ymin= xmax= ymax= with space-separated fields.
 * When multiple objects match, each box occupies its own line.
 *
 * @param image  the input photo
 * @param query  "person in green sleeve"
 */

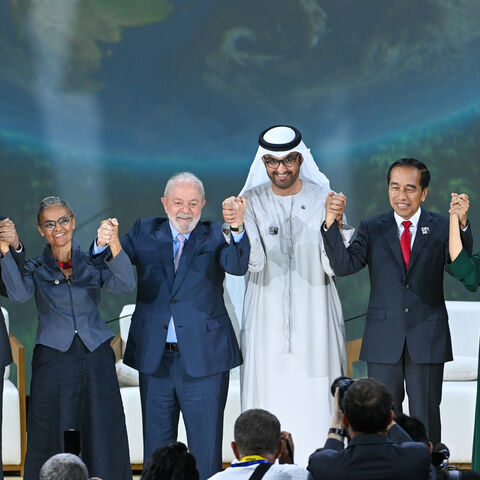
xmin=449 ymin=191 xmax=480 ymax=471
xmin=449 ymin=193 xmax=479 ymax=288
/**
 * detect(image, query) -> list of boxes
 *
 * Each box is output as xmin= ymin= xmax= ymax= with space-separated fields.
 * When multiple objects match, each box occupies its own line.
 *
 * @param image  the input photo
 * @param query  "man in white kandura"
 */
xmin=224 ymin=125 xmax=353 ymax=466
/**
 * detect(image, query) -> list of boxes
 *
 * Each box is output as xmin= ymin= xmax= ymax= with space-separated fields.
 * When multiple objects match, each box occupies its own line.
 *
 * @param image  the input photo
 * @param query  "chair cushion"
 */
xmin=443 ymin=355 xmax=477 ymax=381
xmin=2 ymin=379 xmax=21 ymax=464
xmin=115 ymin=359 xmax=139 ymax=387
xmin=2 ymin=307 xmax=10 ymax=379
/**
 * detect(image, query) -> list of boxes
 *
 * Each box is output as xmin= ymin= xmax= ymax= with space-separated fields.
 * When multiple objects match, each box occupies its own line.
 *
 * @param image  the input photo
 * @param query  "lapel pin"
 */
xmin=421 ymin=227 xmax=430 ymax=235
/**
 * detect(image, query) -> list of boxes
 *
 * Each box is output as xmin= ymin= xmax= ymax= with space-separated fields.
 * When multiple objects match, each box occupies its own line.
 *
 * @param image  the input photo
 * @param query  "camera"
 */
xmin=330 ymin=376 xmax=355 ymax=410
xmin=432 ymin=442 xmax=450 ymax=469
xmin=64 ymin=429 xmax=81 ymax=456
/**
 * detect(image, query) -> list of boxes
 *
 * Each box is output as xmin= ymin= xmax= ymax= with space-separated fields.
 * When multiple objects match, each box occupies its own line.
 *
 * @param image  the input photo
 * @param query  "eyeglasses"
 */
xmin=40 ymin=215 xmax=74 ymax=230
xmin=263 ymin=153 xmax=300 ymax=169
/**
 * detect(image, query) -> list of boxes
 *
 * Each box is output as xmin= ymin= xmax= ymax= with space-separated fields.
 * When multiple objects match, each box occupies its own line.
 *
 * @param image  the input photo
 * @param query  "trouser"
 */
xmin=24 ymin=336 xmax=131 ymax=480
xmin=368 ymin=346 xmax=444 ymax=444
xmin=139 ymin=350 xmax=229 ymax=480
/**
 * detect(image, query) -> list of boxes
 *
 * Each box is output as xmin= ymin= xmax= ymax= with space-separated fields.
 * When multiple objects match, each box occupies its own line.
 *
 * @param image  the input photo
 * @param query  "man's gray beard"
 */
xmin=168 ymin=213 xmax=201 ymax=234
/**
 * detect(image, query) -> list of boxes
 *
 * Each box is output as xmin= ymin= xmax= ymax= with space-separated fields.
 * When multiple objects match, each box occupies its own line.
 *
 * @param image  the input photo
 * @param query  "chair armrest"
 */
xmin=9 ymin=334 xmax=26 ymax=474
xmin=111 ymin=333 xmax=122 ymax=362
xmin=347 ymin=338 xmax=363 ymax=378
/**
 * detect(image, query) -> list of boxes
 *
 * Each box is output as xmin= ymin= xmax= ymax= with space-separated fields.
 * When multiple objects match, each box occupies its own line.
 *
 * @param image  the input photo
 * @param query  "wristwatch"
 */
xmin=230 ymin=224 xmax=244 ymax=233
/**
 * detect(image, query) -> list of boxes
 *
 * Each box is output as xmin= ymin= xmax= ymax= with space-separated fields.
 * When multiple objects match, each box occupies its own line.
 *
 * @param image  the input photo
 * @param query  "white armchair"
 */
xmin=111 ymin=304 xmax=241 ymax=469
xmin=2 ymin=307 xmax=26 ymax=476
xmin=440 ymin=301 xmax=479 ymax=464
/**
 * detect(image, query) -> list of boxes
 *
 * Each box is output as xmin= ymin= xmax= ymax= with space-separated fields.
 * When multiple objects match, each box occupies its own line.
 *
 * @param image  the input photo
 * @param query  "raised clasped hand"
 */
xmin=222 ymin=196 xmax=247 ymax=229
xmin=0 ymin=218 xmax=20 ymax=255
xmin=449 ymin=192 xmax=469 ymax=229
xmin=97 ymin=218 xmax=119 ymax=247
xmin=325 ymin=192 xmax=347 ymax=229
xmin=97 ymin=218 xmax=122 ymax=257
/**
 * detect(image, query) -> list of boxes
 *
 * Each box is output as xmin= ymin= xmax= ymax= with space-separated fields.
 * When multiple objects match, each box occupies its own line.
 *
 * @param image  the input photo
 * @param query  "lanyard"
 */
xmin=231 ymin=455 xmax=271 ymax=468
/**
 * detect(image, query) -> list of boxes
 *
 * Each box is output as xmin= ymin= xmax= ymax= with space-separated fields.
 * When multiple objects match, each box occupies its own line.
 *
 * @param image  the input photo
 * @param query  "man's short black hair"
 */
xmin=234 ymin=409 xmax=281 ymax=457
xmin=395 ymin=414 xmax=429 ymax=445
xmin=387 ymin=158 xmax=431 ymax=191
xmin=343 ymin=378 xmax=393 ymax=434
xmin=141 ymin=442 xmax=199 ymax=480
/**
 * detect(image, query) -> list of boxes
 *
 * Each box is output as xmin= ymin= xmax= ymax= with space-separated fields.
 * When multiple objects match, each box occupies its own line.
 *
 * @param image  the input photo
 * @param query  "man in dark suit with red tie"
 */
xmin=320 ymin=158 xmax=472 ymax=444
xmin=0 ymin=216 xmax=24 ymax=479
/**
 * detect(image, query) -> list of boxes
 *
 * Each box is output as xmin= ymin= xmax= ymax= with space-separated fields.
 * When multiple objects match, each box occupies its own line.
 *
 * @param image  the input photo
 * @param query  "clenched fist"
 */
xmin=97 ymin=218 xmax=122 ymax=258
xmin=222 ymin=196 xmax=247 ymax=229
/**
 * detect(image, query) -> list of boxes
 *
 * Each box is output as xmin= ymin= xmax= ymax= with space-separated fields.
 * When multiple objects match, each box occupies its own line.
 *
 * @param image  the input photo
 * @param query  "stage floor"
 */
xmin=4 ymin=476 xmax=142 ymax=479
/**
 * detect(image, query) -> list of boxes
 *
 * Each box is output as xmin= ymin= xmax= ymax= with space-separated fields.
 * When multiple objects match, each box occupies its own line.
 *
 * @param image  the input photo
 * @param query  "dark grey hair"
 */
xmin=343 ymin=377 xmax=393 ymax=434
xmin=164 ymin=172 xmax=205 ymax=199
xmin=37 ymin=196 xmax=73 ymax=225
xmin=234 ymin=409 xmax=281 ymax=457
xmin=39 ymin=453 xmax=89 ymax=480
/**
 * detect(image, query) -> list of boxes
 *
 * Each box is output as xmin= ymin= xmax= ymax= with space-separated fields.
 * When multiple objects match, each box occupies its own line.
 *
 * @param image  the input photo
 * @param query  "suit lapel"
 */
xmin=381 ymin=212 xmax=406 ymax=274
xmin=172 ymin=222 xmax=208 ymax=295
xmin=408 ymin=209 xmax=434 ymax=274
xmin=154 ymin=220 xmax=175 ymax=288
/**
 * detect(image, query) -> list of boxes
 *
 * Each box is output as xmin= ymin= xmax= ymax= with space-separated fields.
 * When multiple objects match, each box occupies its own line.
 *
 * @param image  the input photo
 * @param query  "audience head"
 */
xmin=342 ymin=377 xmax=394 ymax=435
xmin=39 ymin=453 xmax=89 ymax=480
xmin=141 ymin=442 xmax=199 ymax=480
xmin=233 ymin=408 xmax=282 ymax=460
xmin=395 ymin=414 xmax=430 ymax=447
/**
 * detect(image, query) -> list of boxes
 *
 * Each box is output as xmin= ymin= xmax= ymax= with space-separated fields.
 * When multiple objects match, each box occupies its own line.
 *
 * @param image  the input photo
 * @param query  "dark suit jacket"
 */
xmin=121 ymin=217 xmax=250 ymax=377
xmin=0 ymin=276 xmax=12 ymax=369
xmin=308 ymin=433 xmax=431 ymax=480
xmin=0 ymin=215 xmax=25 ymax=369
xmin=322 ymin=209 xmax=473 ymax=364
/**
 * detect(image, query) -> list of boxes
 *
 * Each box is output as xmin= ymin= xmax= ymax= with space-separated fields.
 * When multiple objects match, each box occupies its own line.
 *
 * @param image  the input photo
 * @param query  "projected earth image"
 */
xmin=1 ymin=0 xmax=480 ymax=162
xmin=1 ymin=0 xmax=480 ymax=387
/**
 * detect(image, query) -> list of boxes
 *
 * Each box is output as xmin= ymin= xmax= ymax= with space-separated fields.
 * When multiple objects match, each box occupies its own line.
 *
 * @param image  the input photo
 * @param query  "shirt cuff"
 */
xmin=231 ymin=231 xmax=245 ymax=243
xmin=92 ymin=238 xmax=108 ymax=255
xmin=462 ymin=220 xmax=470 ymax=232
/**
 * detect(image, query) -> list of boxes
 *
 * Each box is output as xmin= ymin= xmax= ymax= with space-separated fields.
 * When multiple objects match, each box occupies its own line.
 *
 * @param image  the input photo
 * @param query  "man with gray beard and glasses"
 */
xmin=94 ymin=172 xmax=250 ymax=480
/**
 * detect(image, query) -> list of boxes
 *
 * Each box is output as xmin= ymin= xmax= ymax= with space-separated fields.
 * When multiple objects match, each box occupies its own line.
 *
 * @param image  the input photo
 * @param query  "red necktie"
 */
xmin=400 ymin=220 xmax=412 ymax=270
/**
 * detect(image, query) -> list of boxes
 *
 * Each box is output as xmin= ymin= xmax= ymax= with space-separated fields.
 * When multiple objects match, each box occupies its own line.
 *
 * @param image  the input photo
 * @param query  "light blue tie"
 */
xmin=174 ymin=233 xmax=186 ymax=272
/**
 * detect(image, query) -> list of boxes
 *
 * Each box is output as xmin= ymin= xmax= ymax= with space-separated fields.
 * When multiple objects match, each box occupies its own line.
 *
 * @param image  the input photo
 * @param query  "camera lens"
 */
xmin=330 ymin=376 xmax=355 ymax=410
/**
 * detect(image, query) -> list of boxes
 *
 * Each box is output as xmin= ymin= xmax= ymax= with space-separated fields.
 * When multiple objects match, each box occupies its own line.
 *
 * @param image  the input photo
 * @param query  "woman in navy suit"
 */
xmin=0 ymin=197 xmax=135 ymax=480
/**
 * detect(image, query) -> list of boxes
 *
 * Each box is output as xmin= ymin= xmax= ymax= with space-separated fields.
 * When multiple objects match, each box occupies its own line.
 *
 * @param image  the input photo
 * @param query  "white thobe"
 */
xmin=240 ymin=181 xmax=347 ymax=466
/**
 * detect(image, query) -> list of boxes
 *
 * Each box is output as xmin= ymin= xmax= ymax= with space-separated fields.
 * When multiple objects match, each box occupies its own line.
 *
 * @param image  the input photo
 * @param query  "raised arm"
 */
xmin=97 ymin=218 xmax=136 ymax=293
xmin=448 ymin=193 xmax=480 ymax=291
xmin=449 ymin=194 xmax=463 ymax=262
xmin=322 ymin=192 xmax=368 ymax=276
xmin=0 ymin=218 xmax=29 ymax=301
xmin=0 ymin=252 xmax=35 ymax=303
xmin=242 ymin=198 xmax=266 ymax=273
xmin=219 ymin=196 xmax=250 ymax=275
